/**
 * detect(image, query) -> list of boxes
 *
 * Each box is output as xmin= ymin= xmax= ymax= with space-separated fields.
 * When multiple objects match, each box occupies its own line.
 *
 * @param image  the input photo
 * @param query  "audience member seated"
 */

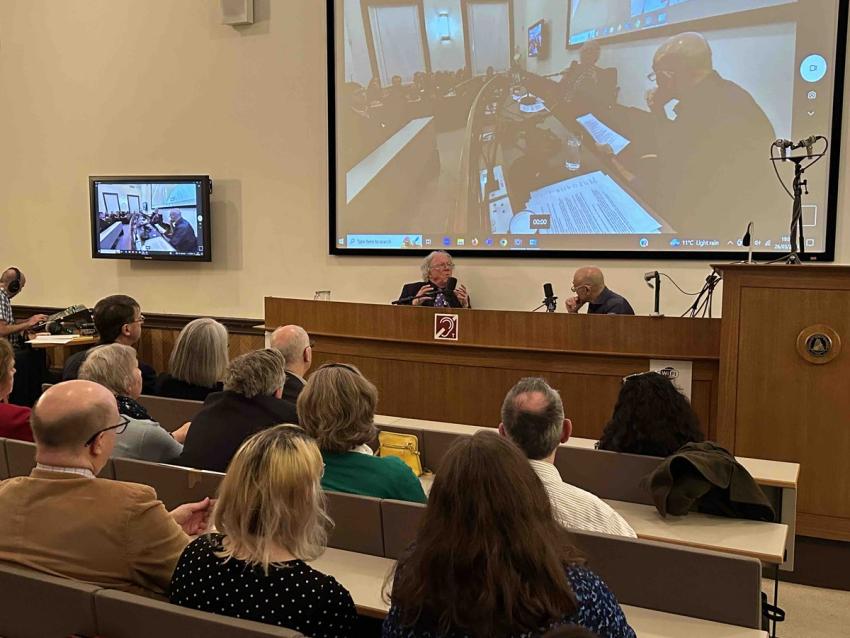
xmin=155 ymin=317 xmax=227 ymax=401
xmin=170 ymin=425 xmax=358 ymax=637
xmin=0 ymin=338 xmax=33 ymax=441
xmin=270 ymin=324 xmax=312 ymax=403
xmin=63 ymin=294 xmax=157 ymax=395
xmin=597 ymin=371 xmax=705 ymax=458
xmin=499 ymin=378 xmax=636 ymax=538
xmin=0 ymin=380 xmax=212 ymax=596
xmin=179 ymin=348 xmax=298 ymax=472
xmin=79 ymin=344 xmax=185 ymax=463
xmin=383 ymin=431 xmax=635 ymax=638
xmin=297 ymin=363 xmax=426 ymax=503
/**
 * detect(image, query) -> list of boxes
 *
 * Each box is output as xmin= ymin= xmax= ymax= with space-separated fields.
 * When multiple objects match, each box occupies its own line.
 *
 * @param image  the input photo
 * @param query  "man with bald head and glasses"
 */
xmin=0 ymin=380 xmax=213 ymax=596
xmin=566 ymin=266 xmax=633 ymax=315
xmin=396 ymin=250 xmax=470 ymax=308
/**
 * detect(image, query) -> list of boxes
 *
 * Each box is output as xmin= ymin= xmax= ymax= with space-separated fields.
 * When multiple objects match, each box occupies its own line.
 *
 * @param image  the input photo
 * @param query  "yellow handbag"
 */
xmin=378 ymin=430 xmax=424 ymax=477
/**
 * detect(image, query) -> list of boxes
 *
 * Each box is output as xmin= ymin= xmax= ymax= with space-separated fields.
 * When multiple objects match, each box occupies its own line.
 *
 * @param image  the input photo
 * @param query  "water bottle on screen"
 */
xmin=565 ymin=133 xmax=582 ymax=172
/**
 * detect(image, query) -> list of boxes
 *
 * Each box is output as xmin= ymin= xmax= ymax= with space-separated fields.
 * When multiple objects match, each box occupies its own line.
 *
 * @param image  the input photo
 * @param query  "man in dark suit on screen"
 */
xmin=168 ymin=209 xmax=198 ymax=253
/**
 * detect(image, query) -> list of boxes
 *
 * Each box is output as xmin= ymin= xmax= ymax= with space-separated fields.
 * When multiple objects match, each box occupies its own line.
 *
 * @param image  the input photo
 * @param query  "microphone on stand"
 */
xmin=644 ymin=271 xmax=662 ymax=316
xmin=742 ymin=221 xmax=754 ymax=263
xmin=542 ymin=282 xmax=557 ymax=313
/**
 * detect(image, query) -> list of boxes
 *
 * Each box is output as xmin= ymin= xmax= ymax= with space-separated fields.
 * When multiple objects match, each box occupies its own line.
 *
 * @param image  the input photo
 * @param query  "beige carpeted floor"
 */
xmin=764 ymin=579 xmax=850 ymax=637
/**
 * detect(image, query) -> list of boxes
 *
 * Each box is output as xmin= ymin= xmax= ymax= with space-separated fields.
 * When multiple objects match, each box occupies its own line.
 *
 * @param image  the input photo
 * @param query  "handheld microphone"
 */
xmin=444 ymin=277 xmax=457 ymax=294
xmin=543 ymin=282 xmax=557 ymax=312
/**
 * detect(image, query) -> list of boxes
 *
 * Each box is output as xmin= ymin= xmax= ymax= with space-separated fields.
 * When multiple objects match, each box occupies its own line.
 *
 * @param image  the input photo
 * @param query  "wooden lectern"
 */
xmin=265 ymin=297 xmax=720 ymax=440
xmin=715 ymin=264 xmax=850 ymax=540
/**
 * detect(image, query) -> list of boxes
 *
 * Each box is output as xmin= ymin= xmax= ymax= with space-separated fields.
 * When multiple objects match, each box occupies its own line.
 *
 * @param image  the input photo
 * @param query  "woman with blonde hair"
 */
xmin=170 ymin=425 xmax=357 ymax=637
xmin=156 ymin=317 xmax=228 ymax=401
xmin=297 ymin=362 xmax=426 ymax=503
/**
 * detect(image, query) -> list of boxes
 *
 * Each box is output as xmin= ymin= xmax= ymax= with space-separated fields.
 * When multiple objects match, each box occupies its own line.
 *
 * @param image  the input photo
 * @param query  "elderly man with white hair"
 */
xmin=270 ymin=324 xmax=312 ymax=403
xmin=396 ymin=250 xmax=470 ymax=308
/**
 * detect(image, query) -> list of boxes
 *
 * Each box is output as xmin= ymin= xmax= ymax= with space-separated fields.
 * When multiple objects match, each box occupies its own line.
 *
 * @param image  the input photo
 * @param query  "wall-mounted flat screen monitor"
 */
xmin=330 ymin=0 xmax=845 ymax=260
xmin=90 ymin=176 xmax=212 ymax=262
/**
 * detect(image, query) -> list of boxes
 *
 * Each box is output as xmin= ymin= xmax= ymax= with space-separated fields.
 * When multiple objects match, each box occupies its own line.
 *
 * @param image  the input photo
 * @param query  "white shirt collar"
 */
xmin=351 ymin=443 xmax=374 ymax=456
xmin=528 ymin=458 xmax=563 ymax=483
xmin=35 ymin=463 xmax=96 ymax=479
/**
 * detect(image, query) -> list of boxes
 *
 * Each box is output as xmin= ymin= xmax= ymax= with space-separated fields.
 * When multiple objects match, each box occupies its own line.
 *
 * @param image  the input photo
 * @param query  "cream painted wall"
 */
xmin=0 ymin=0 xmax=847 ymax=320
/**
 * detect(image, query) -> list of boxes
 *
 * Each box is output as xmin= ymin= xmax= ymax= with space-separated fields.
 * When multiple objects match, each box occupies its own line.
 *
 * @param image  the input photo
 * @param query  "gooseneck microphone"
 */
xmin=742 ymin=221 xmax=754 ymax=263
xmin=543 ymin=283 xmax=557 ymax=312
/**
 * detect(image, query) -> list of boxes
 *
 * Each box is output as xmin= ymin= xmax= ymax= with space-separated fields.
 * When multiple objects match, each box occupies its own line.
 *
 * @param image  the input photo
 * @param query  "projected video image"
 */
xmin=94 ymin=182 xmax=205 ymax=257
xmin=334 ymin=0 xmax=840 ymax=256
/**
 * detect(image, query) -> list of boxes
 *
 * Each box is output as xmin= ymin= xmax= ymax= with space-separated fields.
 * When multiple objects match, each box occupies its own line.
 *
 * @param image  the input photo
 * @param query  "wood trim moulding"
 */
xmin=12 ymin=305 xmax=264 ymax=337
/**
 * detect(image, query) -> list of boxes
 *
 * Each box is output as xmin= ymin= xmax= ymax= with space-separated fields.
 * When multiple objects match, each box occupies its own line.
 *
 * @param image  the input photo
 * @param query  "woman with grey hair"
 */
xmin=78 ymin=343 xmax=184 ymax=463
xmin=156 ymin=317 xmax=228 ymax=401
xmin=395 ymin=250 xmax=470 ymax=308
xmin=177 ymin=348 xmax=299 ymax=472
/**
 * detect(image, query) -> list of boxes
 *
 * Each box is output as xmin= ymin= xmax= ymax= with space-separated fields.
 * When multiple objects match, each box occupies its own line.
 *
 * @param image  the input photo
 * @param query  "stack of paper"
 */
xmin=26 ymin=335 xmax=79 ymax=345
xmin=526 ymin=171 xmax=661 ymax=234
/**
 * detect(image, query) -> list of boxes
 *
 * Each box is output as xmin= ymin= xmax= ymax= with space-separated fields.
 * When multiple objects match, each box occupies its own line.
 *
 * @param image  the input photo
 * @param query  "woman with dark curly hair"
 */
xmin=596 ymin=372 xmax=705 ymax=457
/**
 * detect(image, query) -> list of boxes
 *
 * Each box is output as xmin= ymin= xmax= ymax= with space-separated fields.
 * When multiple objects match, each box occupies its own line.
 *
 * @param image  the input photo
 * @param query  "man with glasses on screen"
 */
xmin=396 ymin=250 xmax=471 ymax=308
xmin=637 ymin=31 xmax=775 ymax=234
xmin=0 ymin=380 xmax=212 ymax=596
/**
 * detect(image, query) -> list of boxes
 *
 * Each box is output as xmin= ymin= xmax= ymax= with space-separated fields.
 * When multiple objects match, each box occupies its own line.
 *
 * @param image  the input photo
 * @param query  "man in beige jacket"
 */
xmin=0 ymin=380 xmax=212 ymax=596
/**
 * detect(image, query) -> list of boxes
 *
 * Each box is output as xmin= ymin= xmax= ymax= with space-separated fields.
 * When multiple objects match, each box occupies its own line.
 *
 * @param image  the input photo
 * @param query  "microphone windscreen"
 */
xmin=445 ymin=277 xmax=457 ymax=293
xmin=543 ymin=282 xmax=554 ymax=299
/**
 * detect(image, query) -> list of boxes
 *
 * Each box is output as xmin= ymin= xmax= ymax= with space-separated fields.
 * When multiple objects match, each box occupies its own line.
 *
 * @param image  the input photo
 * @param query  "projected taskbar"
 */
xmin=338 ymin=234 xmax=823 ymax=253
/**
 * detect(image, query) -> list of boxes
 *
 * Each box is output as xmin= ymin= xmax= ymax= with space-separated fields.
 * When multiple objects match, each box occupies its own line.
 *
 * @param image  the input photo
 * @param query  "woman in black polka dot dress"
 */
xmin=170 ymin=425 xmax=358 ymax=637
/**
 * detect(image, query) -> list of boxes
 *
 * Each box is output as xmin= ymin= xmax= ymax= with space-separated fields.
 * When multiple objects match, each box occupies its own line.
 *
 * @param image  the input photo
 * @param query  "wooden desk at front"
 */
xmin=311 ymin=548 xmax=768 ymax=637
xmin=265 ymin=297 xmax=721 ymax=440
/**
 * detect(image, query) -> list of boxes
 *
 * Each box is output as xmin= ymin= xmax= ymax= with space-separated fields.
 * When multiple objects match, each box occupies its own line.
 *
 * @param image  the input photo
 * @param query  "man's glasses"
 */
xmin=127 ymin=315 xmax=145 ymax=325
xmin=430 ymin=263 xmax=454 ymax=271
xmin=647 ymin=69 xmax=673 ymax=83
xmin=571 ymin=284 xmax=589 ymax=293
xmin=84 ymin=416 xmax=130 ymax=446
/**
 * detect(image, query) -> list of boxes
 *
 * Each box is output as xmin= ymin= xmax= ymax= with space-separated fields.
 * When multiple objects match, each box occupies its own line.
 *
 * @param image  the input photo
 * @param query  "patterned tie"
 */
xmin=433 ymin=292 xmax=448 ymax=308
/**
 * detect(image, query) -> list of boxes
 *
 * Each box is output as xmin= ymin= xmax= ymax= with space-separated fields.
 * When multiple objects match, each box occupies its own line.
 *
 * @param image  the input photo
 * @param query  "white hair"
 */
xmin=420 ymin=250 xmax=453 ymax=281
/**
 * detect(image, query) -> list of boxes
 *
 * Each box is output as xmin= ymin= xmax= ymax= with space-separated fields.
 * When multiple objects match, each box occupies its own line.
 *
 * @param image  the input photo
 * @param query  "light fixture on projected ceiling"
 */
xmin=439 ymin=12 xmax=451 ymax=41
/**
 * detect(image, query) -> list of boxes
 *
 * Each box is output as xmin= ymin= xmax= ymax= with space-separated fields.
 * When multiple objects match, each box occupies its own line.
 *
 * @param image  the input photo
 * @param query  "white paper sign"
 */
xmin=649 ymin=359 xmax=693 ymax=401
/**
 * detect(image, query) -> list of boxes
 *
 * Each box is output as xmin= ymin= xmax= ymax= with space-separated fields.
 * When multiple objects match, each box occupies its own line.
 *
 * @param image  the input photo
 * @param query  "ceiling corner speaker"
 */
xmin=221 ymin=0 xmax=254 ymax=25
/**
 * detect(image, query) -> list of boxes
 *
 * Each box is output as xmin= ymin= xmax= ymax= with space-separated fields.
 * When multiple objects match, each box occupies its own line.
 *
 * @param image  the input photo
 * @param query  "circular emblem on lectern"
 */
xmin=796 ymin=324 xmax=841 ymax=365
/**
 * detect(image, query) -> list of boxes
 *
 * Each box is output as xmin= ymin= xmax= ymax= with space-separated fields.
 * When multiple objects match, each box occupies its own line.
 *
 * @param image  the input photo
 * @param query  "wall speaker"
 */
xmin=221 ymin=0 xmax=254 ymax=25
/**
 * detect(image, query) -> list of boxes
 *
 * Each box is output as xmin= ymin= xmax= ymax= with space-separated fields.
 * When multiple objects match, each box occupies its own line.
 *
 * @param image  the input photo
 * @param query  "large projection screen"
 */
xmin=329 ymin=0 xmax=846 ymax=260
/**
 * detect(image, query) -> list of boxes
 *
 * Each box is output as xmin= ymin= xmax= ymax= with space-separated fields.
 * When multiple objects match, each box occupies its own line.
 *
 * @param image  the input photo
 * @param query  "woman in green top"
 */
xmin=297 ymin=362 xmax=427 ymax=504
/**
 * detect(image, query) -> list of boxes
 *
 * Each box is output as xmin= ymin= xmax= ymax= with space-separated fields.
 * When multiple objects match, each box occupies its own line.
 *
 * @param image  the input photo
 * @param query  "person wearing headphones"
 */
xmin=0 ymin=267 xmax=49 ymax=406
xmin=0 ymin=268 xmax=47 ymax=347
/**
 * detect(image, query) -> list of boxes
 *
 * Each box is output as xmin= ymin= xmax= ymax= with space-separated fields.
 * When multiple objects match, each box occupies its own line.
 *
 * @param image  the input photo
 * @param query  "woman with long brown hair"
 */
xmin=383 ymin=431 xmax=634 ymax=638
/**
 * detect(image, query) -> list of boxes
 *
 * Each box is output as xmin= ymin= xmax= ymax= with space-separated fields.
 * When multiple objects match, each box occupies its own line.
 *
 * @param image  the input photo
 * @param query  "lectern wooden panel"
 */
xmin=716 ymin=264 xmax=850 ymax=541
xmin=265 ymin=297 xmax=720 ymax=440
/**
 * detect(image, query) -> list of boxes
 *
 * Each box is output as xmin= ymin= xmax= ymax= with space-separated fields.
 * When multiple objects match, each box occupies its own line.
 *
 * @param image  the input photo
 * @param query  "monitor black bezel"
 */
xmin=89 ymin=175 xmax=213 ymax=263
xmin=326 ymin=0 xmax=845 ymax=262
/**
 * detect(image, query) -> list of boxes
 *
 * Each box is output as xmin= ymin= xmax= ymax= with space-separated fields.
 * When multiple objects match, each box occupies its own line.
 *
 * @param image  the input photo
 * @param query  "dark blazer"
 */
xmin=587 ymin=287 xmax=634 ymax=315
xmin=178 ymin=391 xmax=298 ymax=472
xmin=282 ymin=371 xmax=305 ymax=404
xmin=155 ymin=373 xmax=223 ymax=402
xmin=396 ymin=281 xmax=469 ymax=308
xmin=64 ymin=347 xmax=157 ymax=395
xmin=170 ymin=218 xmax=198 ymax=253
